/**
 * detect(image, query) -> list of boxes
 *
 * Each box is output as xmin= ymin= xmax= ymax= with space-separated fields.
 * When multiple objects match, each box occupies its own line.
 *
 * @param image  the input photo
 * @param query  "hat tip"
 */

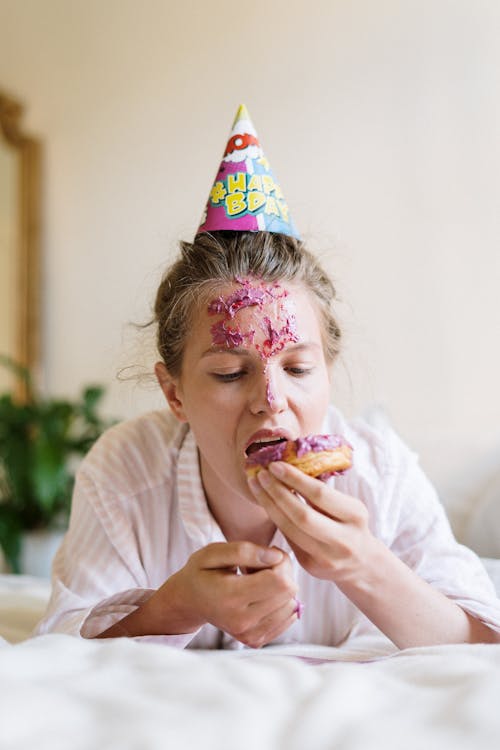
xmin=233 ymin=103 xmax=251 ymax=126
xmin=196 ymin=104 xmax=300 ymax=239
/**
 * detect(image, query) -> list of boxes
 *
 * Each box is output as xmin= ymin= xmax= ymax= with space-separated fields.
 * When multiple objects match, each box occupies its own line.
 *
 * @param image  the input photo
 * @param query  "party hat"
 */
xmin=196 ymin=104 xmax=300 ymax=238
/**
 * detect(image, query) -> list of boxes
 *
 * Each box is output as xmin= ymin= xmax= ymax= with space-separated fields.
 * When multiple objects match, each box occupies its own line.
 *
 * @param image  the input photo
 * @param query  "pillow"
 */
xmin=480 ymin=557 xmax=500 ymax=597
xmin=464 ymin=471 xmax=500 ymax=558
xmin=0 ymin=574 xmax=51 ymax=644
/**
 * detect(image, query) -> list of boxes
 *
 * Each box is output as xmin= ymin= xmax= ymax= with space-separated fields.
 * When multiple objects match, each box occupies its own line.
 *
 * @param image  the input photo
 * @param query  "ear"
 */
xmin=154 ymin=362 xmax=188 ymax=423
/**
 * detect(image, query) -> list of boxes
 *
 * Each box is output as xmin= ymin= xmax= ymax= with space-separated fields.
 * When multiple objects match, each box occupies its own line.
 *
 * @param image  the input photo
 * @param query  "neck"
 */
xmin=199 ymin=454 xmax=276 ymax=547
xmin=217 ymin=513 xmax=277 ymax=547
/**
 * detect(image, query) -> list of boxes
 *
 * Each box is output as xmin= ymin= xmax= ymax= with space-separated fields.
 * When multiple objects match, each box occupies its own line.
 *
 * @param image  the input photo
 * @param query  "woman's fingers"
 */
xmin=248 ymin=472 xmax=337 ymax=553
xmin=196 ymin=541 xmax=284 ymax=571
xmin=239 ymin=595 xmax=299 ymax=649
xmin=242 ymin=555 xmax=297 ymax=604
xmin=247 ymin=464 xmax=373 ymax=588
xmin=268 ymin=461 xmax=365 ymax=524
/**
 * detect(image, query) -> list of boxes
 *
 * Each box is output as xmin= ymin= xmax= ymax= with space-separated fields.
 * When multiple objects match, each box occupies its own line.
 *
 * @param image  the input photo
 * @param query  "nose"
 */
xmin=249 ymin=366 xmax=287 ymax=415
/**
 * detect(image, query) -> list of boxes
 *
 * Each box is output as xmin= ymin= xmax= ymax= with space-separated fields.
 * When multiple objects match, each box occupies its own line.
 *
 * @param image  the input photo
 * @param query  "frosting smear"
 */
xmin=207 ymin=278 xmax=299 ymax=407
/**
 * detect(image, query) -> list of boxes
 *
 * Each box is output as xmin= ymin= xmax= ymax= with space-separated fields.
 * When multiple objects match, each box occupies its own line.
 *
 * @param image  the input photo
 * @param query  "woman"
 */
xmin=36 ymin=230 xmax=500 ymax=648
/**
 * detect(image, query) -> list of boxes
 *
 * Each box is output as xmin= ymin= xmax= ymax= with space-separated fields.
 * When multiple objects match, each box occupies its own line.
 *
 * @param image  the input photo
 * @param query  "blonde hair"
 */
xmin=153 ymin=231 xmax=342 ymax=377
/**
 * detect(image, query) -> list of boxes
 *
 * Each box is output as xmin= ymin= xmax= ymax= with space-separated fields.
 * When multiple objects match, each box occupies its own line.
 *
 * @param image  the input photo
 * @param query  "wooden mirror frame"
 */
xmin=0 ymin=91 xmax=40 ymax=399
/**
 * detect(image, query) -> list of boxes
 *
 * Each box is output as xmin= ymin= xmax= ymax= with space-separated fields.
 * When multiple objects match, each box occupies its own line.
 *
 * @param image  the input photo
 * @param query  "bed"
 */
xmin=1 ymin=557 xmax=500 ymax=749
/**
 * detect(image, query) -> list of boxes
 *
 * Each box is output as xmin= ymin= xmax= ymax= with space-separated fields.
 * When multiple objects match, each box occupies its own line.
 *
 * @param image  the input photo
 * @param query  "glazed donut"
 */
xmin=245 ymin=434 xmax=352 ymax=481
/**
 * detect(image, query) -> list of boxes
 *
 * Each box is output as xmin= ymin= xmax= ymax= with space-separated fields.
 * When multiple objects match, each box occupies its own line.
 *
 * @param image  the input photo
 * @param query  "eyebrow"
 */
xmin=200 ymin=342 xmax=322 ymax=358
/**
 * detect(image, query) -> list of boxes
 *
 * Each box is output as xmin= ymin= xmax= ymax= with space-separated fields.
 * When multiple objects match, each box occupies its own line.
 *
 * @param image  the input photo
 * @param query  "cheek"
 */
xmin=186 ymin=378 xmax=246 ymax=421
xmin=294 ymin=369 xmax=331 ymax=413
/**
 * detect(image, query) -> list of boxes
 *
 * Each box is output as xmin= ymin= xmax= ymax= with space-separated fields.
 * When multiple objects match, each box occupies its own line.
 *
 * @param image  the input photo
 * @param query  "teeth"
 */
xmin=246 ymin=437 xmax=286 ymax=456
xmin=256 ymin=437 xmax=285 ymax=446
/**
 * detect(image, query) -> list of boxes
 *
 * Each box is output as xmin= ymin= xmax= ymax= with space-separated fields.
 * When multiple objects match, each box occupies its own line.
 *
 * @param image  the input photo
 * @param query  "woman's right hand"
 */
xmin=154 ymin=542 xmax=298 ymax=648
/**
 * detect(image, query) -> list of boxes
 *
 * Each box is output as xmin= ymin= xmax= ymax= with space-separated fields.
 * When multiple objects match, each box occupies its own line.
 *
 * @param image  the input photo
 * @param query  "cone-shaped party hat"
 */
xmin=196 ymin=104 xmax=300 ymax=238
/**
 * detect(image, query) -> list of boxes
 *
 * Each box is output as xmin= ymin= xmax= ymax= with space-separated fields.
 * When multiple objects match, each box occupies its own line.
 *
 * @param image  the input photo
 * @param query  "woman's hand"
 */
xmin=95 ymin=542 xmax=298 ymax=646
xmin=246 ymin=462 xmax=500 ymax=648
xmin=247 ymin=461 xmax=377 ymax=585
xmin=153 ymin=541 xmax=298 ymax=648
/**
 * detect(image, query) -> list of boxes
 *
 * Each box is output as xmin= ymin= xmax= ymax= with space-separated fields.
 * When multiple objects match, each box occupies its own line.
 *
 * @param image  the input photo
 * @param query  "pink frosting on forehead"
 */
xmin=208 ymin=283 xmax=271 ymax=318
xmin=207 ymin=278 xmax=298 ymax=358
xmin=257 ymin=315 xmax=299 ymax=358
xmin=210 ymin=320 xmax=255 ymax=349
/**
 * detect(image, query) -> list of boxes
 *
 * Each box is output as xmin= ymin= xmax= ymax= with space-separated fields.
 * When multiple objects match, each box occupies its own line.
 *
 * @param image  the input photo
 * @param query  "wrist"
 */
xmin=98 ymin=573 xmax=205 ymax=638
xmin=334 ymin=535 xmax=390 ymax=599
xmin=146 ymin=572 xmax=206 ymax=635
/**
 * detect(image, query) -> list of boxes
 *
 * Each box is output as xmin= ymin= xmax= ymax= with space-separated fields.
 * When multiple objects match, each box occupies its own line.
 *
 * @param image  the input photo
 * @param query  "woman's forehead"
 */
xmin=190 ymin=277 xmax=322 ymax=353
xmin=201 ymin=277 xmax=301 ymax=309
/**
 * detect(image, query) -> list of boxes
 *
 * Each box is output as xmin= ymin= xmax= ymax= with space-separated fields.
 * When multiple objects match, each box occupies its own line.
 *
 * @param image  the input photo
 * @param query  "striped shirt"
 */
xmin=35 ymin=406 xmax=500 ymax=647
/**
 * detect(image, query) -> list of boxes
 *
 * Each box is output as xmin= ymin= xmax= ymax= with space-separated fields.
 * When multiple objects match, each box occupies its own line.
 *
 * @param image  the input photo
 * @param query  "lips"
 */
xmin=244 ymin=429 xmax=294 ymax=458
xmin=246 ymin=437 xmax=287 ymax=456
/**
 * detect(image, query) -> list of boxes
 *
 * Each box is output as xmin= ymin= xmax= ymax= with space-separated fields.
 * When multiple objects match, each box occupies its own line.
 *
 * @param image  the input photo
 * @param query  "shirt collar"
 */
xmin=177 ymin=427 xmax=226 ymax=547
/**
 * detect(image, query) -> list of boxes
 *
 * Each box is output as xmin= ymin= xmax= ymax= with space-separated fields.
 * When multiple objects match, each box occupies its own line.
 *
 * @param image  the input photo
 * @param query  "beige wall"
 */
xmin=1 ymin=0 xmax=499 ymax=530
xmin=0 ymin=142 xmax=17 ymax=392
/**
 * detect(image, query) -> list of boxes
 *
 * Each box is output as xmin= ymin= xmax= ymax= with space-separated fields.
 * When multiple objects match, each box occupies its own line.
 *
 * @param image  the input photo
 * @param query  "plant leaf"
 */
xmin=0 ymin=505 xmax=22 ymax=573
xmin=0 ymin=354 xmax=33 ymax=397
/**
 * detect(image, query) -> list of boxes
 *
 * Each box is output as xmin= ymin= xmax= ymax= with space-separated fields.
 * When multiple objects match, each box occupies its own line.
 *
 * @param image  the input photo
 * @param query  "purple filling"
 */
xmin=246 ymin=441 xmax=288 ymax=466
xmin=246 ymin=434 xmax=350 ymax=468
xmin=295 ymin=434 xmax=346 ymax=457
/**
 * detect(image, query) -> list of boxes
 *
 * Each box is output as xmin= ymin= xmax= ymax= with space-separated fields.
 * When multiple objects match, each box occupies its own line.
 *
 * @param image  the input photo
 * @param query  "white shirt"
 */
xmin=35 ymin=406 xmax=500 ymax=647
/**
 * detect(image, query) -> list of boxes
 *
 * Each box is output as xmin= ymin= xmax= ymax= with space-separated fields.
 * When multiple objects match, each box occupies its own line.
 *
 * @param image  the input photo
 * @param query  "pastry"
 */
xmin=245 ymin=434 xmax=352 ymax=481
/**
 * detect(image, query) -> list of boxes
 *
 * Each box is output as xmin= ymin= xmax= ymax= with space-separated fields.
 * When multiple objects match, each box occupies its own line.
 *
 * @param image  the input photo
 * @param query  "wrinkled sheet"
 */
xmin=2 ymin=566 xmax=500 ymax=749
xmin=1 ymin=634 xmax=500 ymax=750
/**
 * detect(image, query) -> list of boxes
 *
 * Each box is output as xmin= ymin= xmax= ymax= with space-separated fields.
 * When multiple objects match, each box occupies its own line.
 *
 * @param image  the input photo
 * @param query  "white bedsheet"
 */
xmin=1 ymin=634 xmax=500 ymax=749
xmin=1 ymin=562 xmax=500 ymax=749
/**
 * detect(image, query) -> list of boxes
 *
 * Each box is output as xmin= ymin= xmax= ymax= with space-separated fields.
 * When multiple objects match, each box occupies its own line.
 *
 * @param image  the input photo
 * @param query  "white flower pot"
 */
xmin=19 ymin=529 xmax=65 ymax=579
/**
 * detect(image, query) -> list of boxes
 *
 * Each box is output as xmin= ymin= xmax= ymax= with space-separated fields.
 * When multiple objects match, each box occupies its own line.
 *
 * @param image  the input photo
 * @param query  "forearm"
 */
xmin=338 ymin=538 xmax=500 ymax=649
xmin=96 ymin=542 xmax=292 ymax=643
xmin=94 ymin=574 xmax=203 ymax=639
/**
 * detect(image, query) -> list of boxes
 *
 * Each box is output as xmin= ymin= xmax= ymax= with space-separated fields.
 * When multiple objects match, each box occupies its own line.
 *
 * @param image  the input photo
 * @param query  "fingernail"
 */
xmin=268 ymin=462 xmax=285 ymax=478
xmin=259 ymin=548 xmax=283 ymax=565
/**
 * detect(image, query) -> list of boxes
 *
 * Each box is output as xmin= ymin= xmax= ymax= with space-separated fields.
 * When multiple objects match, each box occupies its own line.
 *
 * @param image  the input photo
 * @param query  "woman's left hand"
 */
xmin=247 ymin=461 xmax=376 ymax=585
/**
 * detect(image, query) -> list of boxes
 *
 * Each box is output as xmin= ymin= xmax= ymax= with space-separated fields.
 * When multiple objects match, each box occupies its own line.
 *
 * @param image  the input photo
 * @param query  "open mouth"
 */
xmin=245 ymin=437 xmax=288 ymax=458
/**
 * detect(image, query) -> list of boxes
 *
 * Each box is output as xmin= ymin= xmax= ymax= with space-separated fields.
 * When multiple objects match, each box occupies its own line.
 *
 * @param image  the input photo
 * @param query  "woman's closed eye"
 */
xmin=211 ymin=364 xmax=314 ymax=382
xmin=212 ymin=370 xmax=246 ymax=382
xmin=285 ymin=366 xmax=313 ymax=377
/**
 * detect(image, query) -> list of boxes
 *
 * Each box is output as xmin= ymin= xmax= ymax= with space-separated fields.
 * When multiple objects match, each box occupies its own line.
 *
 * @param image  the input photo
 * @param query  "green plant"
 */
xmin=0 ymin=355 xmax=116 ymax=572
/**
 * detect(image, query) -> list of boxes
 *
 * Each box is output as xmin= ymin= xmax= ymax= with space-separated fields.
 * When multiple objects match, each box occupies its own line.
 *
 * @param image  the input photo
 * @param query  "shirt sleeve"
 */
xmin=379 ymin=428 xmax=500 ymax=634
xmin=33 ymin=470 xmax=200 ymax=648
